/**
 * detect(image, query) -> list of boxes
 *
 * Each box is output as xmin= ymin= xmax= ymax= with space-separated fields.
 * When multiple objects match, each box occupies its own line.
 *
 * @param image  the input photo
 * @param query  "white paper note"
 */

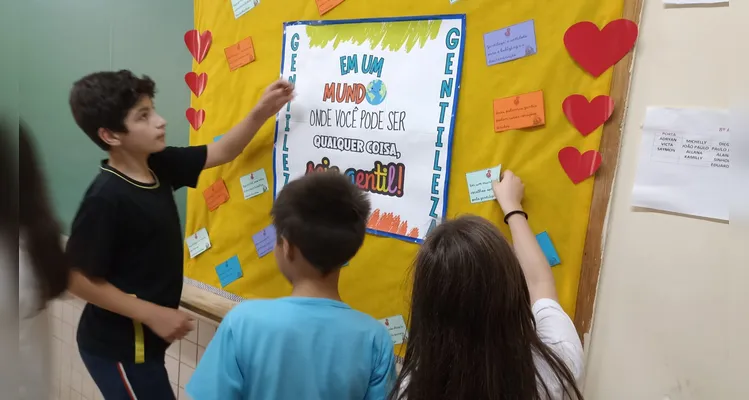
xmin=231 ymin=0 xmax=260 ymax=19
xmin=240 ymin=169 xmax=269 ymax=200
xmin=379 ymin=315 xmax=407 ymax=345
xmin=186 ymin=228 xmax=212 ymax=258
xmin=632 ymin=107 xmax=731 ymax=221
xmin=664 ymin=0 xmax=728 ymax=4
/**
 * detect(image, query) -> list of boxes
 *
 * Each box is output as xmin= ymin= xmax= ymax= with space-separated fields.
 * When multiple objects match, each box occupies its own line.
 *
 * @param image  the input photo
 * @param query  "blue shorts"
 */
xmin=79 ymin=349 xmax=175 ymax=400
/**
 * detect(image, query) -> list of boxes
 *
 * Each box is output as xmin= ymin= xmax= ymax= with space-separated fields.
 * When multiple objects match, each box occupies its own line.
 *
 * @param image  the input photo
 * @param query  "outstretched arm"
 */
xmin=204 ymin=79 xmax=294 ymax=169
xmin=492 ymin=171 xmax=557 ymax=304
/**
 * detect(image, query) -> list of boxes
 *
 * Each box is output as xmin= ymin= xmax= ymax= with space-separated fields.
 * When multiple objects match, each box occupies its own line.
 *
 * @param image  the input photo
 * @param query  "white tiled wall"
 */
xmin=49 ymin=295 xmax=219 ymax=400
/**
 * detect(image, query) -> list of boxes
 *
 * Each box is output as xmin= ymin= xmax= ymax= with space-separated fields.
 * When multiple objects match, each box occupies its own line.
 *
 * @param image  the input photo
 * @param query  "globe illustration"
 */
xmin=365 ymin=79 xmax=387 ymax=106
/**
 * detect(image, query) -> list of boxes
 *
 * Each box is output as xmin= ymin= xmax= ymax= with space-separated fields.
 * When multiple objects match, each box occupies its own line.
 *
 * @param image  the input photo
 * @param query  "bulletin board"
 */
xmin=183 ymin=0 xmax=644 ymax=342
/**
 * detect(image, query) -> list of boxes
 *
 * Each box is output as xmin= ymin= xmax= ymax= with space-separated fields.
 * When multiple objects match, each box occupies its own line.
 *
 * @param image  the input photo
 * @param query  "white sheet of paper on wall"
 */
xmin=231 ymin=0 xmax=260 ymax=19
xmin=186 ymin=228 xmax=211 ymax=258
xmin=379 ymin=315 xmax=407 ymax=345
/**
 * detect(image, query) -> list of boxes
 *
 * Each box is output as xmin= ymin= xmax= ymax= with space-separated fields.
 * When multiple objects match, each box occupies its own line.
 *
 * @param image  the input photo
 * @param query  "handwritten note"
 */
xmin=484 ymin=20 xmax=537 ymax=66
xmin=215 ymin=255 xmax=243 ymax=287
xmin=379 ymin=315 xmax=407 ymax=345
xmin=185 ymin=228 xmax=211 ymax=259
xmin=536 ymin=231 xmax=561 ymax=267
xmin=239 ymin=169 xmax=269 ymax=200
xmin=252 ymin=225 xmax=276 ymax=258
xmin=225 ymin=37 xmax=256 ymax=71
xmin=315 ymin=0 xmax=345 ymax=15
xmin=466 ymin=165 xmax=501 ymax=204
xmin=203 ymin=179 xmax=230 ymax=211
xmin=493 ymin=90 xmax=545 ymax=132
xmin=231 ymin=0 xmax=260 ymax=19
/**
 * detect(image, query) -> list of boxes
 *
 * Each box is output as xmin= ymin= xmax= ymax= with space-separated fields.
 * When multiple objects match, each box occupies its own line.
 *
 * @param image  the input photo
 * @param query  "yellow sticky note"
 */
xmin=203 ymin=179 xmax=230 ymax=211
xmin=493 ymin=90 xmax=545 ymax=132
xmin=224 ymin=37 xmax=256 ymax=71
xmin=315 ymin=0 xmax=345 ymax=15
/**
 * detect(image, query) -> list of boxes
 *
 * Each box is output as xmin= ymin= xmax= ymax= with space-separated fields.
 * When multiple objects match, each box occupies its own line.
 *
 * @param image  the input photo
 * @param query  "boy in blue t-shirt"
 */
xmin=187 ymin=171 xmax=396 ymax=400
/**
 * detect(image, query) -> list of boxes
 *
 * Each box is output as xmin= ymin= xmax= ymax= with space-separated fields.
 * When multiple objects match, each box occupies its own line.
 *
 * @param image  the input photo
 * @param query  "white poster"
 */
xmin=274 ymin=16 xmax=466 ymax=243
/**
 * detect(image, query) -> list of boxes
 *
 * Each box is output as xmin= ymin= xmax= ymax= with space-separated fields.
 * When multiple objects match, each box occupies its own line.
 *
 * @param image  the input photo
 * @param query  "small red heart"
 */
xmin=558 ymin=147 xmax=602 ymax=184
xmin=562 ymin=95 xmax=615 ymax=136
xmin=186 ymin=108 xmax=205 ymax=130
xmin=184 ymin=30 xmax=212 ymax=63
xmin=564 ymin=19 xmax=638 ymax=77
xmin=185 ymin=72 xmax=207 ymax=97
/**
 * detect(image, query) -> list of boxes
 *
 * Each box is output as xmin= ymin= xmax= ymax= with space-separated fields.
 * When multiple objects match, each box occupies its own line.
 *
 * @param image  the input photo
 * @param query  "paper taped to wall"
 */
xmin=632 ymin=107 xmax=731 ymax=221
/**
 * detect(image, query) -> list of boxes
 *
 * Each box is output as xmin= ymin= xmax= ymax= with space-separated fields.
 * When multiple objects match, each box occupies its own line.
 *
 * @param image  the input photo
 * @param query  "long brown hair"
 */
xmin=391 ymin=215 xmax=582 ymax=400
xmin=19 ymin=122 xmax=70 ymax=303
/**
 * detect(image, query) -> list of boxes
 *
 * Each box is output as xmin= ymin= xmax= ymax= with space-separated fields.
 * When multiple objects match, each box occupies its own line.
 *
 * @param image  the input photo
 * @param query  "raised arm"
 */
xmin=204 ymin=79 xmax=294 ymax=169
xmin=492 ymin=171 xmax=557 ymax=304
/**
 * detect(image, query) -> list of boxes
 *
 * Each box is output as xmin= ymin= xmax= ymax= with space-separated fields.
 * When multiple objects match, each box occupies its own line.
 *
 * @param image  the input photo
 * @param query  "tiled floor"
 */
xmin=49 ymin=295 xmax=219 ymax=400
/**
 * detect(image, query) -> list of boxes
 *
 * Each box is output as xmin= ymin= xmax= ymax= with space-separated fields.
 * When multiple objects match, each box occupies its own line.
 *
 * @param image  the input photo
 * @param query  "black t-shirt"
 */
xmin=66 ymin=145 xmax=207 ymax=362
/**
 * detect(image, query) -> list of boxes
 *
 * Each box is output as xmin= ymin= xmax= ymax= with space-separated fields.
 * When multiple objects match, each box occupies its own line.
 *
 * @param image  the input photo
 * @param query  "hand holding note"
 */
xmin=492 ymin=170 xmax=525 ymax=213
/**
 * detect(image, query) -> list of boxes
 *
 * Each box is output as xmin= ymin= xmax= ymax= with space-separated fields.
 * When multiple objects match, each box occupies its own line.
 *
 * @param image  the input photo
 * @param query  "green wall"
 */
xmin=18 ymin=0 xmax=194 ymax=232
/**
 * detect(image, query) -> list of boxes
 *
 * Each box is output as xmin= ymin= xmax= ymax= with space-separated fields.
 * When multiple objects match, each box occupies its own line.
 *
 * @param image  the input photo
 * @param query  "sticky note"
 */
xmin=231 ymin=0 xmax=260 ymax=19
xmin=239 ymin=169 xmax=269 ymax=200
xmin=315 ymin=0 xmax=344 ymax=15
xmin=225 ymin=37 xmax=256 ymax=71
xmin=203 ymin=179 xmax=230 ymax=211
xmin=215 ymin=255 xmax=243 ymax=287
xmin=493 ymin=90 xmax=545 ymax=132
xmin=252 ymin=225 xmax=276 ymax=258
xmin=536 ymin=231 xmax=561 ymax=267
xmin=379 ymin=315 xmax=407 ymax=345
xmin=484 ymin=20 xmax=537 ymax=66
xmin=342 ymin=261 xmax=349 ymax=267
xmin=213 ymin=135 xmax=223 ymax=142
xmin=185 ymin=228 xmax=211 ymax=258
xmin=466 ymin=165 xmax=501 ymax=204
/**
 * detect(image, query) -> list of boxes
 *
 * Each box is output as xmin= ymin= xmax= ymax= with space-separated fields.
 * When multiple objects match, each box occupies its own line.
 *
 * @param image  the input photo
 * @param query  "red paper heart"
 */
xmin=564 ymin=19 xmax=638 ymax=77
xmin=185 ymin=72 xmax=207 ymax=97
xmin=558 ymin=147 xmax=602 ymax=184
xmin=184 ymin=30 xmax=212 ymax=63
xmin=562 ymin=95 xmax=615 ymax=136
xmin=186 ymin=108 xmax=205 ymax=130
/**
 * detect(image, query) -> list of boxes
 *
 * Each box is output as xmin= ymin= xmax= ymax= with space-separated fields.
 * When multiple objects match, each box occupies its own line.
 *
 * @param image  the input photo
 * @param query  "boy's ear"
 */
xmin=282 ymin=237 xmax=295 ymax=262
xmin=98 ymin=128 xmax=121 ymax=147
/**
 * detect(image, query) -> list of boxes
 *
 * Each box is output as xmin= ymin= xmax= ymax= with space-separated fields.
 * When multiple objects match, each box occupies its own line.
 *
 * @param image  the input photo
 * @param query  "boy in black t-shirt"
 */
xmin=65 ymin=70 xmax=293 ymax=399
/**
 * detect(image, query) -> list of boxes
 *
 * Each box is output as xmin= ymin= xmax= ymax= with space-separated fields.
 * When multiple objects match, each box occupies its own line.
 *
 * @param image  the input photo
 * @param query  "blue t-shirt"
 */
xmin=187 ymin=297 xmax=397 ymax=400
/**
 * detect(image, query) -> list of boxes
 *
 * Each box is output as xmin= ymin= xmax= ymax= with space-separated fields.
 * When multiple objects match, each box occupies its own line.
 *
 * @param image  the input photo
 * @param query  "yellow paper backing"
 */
xmin=185 ymin=0 xmax=626 ymax=352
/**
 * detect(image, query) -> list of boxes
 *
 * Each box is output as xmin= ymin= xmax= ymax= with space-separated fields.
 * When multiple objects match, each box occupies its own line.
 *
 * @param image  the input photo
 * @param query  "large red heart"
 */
xmin=564 ymin=19 xmax=638 ymax=77
xmin=185 ymin=72 xmax=207 ymax=97
xmin=558 ymin=147 xmax=602 ymax=184
xmin=186 ymin=108 xmax=205 ymax=130
xmin=184 ymin=30 xmax=212 ymax=63
xmin=562 ymin=95 xmax=615 ymax=136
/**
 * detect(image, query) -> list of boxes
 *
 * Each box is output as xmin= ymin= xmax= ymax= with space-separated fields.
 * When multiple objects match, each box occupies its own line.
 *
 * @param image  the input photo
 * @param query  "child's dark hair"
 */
xmin=271 ymin=171 xmax=371 ymax=275
xmin=392 ymin=215 xmax=583 ymax=400
xmin=69 ymin=70 xmax=156 ymax=150
xmin=19 ymin=121 xmax=71 ymax=304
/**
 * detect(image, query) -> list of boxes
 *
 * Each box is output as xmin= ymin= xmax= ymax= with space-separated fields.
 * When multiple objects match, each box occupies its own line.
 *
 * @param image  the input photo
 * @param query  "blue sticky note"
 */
xmin=213 ymin=135 xmax=223 ymax=142
xmin=215 ymin=255 xmax=243 ymax=287
xmin=252 ymin=225 xmax=276 ymax=258
xmin=484 ymin=20 xmax=537 ymax=66
xmin=536 ymin=231 xmax=561 ymax=267
xmin=466 ymin=165 xmax=501 ymax=204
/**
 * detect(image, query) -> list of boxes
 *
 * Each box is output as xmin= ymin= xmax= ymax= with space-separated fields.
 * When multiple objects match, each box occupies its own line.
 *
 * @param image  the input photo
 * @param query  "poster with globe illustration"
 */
xmin=274 ymin=15 xmax=466 ymax=243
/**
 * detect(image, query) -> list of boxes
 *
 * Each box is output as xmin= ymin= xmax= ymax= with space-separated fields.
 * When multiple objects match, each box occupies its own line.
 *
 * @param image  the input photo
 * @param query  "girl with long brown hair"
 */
xmin=391 ymin=170 xmax=584 ymax=400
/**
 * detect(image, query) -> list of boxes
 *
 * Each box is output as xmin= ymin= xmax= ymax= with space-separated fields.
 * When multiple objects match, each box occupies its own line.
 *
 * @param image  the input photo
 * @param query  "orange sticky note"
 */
xmin=315 ymin=0 xmax=345 ymax=15
xmin=203 ymin=179 xmax=230 ymax=211
xmin=224 ymin=37 xmax=256 ymax=71
xmin=493 ymin=90 xmax=546 ymax=132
